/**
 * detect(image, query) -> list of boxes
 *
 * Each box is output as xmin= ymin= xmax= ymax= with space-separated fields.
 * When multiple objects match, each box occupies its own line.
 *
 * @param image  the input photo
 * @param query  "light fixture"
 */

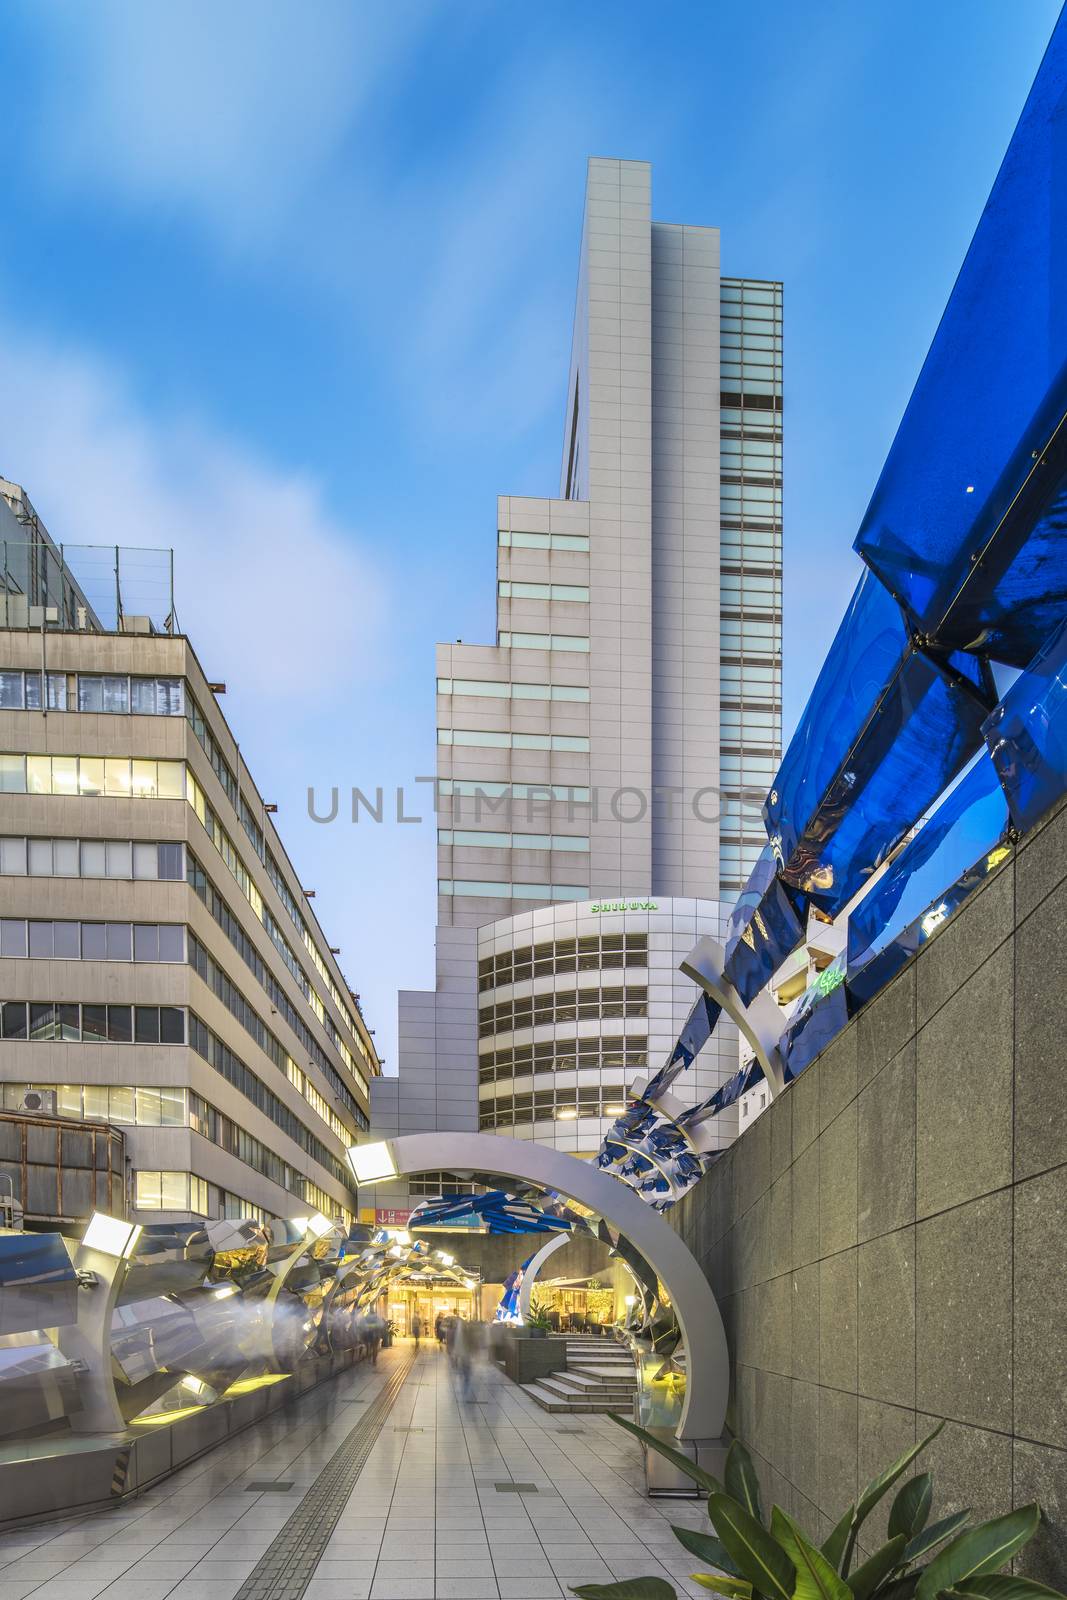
xmin=83 ymin=1212 xmax=142 ymax=1259
xmin=555 ymin=1108 xmax=578 ymax=1121
xmin=434 ymin=1251 xmax=455 ymax=1267
xmin=604 ymin=1104 xmax=626 ymax=1115
xmin=624 ymin=1294 xmax=637 ymax=1308
xmin=463 ymin=1278 xmax=476 ymax=1290
xmin=346 ymin=1141 xmax=397 ymax=1184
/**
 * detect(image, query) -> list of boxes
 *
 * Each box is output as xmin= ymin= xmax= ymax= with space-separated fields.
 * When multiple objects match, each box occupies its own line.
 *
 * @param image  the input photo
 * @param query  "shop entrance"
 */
xmin=387 ymin=1281 xmax=475 ymax=1337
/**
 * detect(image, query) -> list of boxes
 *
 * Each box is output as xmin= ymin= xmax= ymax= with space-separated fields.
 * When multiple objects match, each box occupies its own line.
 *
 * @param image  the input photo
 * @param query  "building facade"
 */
xmin=0 ymin=480 xmax=379 ymax=1229
xmin=371 ymin=158 xmax=782 ymax=1204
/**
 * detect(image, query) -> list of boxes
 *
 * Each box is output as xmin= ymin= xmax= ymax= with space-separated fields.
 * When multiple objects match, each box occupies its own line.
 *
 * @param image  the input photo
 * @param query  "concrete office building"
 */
xmin=0 ymin=478 xmax=379 ymax=1228
xmin=371 ymin=158 xmax=781 ymax=1204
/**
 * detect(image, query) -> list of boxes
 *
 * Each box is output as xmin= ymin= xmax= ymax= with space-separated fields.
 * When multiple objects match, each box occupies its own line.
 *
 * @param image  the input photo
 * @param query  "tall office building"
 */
xmin=0 ymin=478 xmax=380 ymax=1228
xmin=370 ymin=160 xmax=781 ymax=1206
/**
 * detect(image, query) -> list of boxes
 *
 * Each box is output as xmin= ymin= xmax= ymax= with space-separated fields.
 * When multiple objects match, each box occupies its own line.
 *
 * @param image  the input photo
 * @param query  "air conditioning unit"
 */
xmin=20 ymin=1089 xmax=56 ymax=1116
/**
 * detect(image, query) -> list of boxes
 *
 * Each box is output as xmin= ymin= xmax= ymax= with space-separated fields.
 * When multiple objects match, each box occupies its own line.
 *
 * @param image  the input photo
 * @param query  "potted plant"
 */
xmin=569 ymin=1418 xmax=1065 ymax=1600
xmin=524 ymin=1297 xmax=553 ymax=1338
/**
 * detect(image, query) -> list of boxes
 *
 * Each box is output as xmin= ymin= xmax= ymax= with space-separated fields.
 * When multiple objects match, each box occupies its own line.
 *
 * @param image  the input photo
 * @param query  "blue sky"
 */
xmin=0 ymin=0 xmax=1059 ymax=1068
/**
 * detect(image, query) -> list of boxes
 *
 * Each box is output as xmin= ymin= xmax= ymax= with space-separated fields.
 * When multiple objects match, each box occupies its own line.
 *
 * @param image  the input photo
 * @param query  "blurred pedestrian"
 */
xmin=411 ymin=1313 xmax=422 ymax=1349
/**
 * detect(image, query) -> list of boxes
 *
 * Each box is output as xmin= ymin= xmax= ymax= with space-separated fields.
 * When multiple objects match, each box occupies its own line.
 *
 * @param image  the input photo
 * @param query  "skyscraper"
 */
xmin=370 ymin=159 xmax=781 ymax=1209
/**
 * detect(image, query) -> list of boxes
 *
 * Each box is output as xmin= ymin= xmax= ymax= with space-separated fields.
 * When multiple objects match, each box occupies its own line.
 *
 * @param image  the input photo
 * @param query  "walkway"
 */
xmin=0 ymin=1343 xmax=712 ymax=1600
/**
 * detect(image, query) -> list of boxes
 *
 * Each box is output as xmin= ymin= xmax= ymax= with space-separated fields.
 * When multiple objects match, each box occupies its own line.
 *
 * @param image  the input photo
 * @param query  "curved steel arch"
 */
xmin=380 ymin=1131 xmax=728 ymax=1441
xmin=681 ymin=934 xmax=787 ymax=1097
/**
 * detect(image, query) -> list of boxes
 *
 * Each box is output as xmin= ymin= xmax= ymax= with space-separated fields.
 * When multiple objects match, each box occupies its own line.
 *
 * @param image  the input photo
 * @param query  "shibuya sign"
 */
xmin=589 ymin=899 xmax=658 ymax=913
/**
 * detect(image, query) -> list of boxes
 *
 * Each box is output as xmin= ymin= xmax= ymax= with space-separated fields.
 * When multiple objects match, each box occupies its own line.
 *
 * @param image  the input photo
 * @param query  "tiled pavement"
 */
xmin=0 ymin=1342 xmax=714 ymax=1600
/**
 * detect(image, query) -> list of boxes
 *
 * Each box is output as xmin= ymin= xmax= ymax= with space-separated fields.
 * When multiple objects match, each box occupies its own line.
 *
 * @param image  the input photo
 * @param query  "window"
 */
xmin=498 ymin=530 xmax=589 ymax=552
xmin=440 ymin=829 xmax=590 ymax=852
xmin=499 ymin=581 xmax=589 ymax=602
xmin=437 ymin=729 xmax=590 ymax=753
xmin=477 ymin=931 xmax=648 ymax=991
xmin=439 ymin=880 xmax=587 ymax=901
xmin=499 ymin=633 xmax=591 ymax=652
xmin=0 ymin=753 xmax=186 ymax=800
xmin=437 ymin=679 xmax=589 ymax=703
xmin=440 ymin=780 xmax=591 ymax=803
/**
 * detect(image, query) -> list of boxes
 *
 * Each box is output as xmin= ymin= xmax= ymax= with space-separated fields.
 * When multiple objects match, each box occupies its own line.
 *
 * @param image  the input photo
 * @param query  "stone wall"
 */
xmin=672 ymin=794 xmax=1067 ymax=1582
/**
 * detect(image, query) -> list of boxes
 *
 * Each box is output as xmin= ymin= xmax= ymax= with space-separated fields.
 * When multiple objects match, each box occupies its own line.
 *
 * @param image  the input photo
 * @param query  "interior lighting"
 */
xmin=604 ymin=1104 xmax=626 ymax=1115
xmin=388 ymin=1229 xmax=411 ymax=1245
xmin=434 ymin=1251 xmax=455 ymax=1267
xmin=223 ymin=1374 xmax=291 ymax=1396
xmin=346 ymin=1142 xmax=397 ymax=1184
xmin=623 ymin=1295 xmax=637 ymax=1308
xmin=131 ymin=1405 xmax=208 ymax=1426
xmin=555 ymin=1108 xmax=579 ymax=1121
xmin=83 ymin=1212 xmax=142 ymax=1259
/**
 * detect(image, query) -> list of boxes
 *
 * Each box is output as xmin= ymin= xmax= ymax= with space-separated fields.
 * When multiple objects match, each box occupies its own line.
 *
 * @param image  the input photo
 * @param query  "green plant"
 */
xmin=568 ymin=1419 xmax=1064 ymax=1600
xmin=524 ymin=1296 xmax=553 ymax=1331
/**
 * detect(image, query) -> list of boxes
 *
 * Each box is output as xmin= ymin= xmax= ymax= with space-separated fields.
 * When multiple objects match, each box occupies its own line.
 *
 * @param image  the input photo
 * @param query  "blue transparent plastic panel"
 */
xmin=723 ymin=874 xmax=807 ymax=1004
xmin=846 ymin=753 xmax=1010 ymax=993
xmin=764 ymin=570 xmax=906 ymax=867
xmin=854 ymin=11 xmax=1067 ymax=662
xmin=984 ymin=613 xmax=1067 ymax=831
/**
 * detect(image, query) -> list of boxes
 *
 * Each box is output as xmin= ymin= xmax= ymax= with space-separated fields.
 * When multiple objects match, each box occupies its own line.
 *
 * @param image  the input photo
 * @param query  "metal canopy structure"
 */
xmin=352 ymin=1131 xmax=729 ymax=1444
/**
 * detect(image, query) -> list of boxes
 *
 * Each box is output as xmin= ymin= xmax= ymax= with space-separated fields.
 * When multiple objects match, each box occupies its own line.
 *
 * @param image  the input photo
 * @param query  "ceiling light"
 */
xmin=83 ymin=1212 xmax=142 ymax=1259
xmin=347 ymin=1141 xmax=397 ymax=1184
xmin=555 ymin=1108 xmax=578 ymax=1121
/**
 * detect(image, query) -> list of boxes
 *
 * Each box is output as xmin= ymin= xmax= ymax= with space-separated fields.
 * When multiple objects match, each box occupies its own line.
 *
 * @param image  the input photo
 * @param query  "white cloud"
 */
xmin=0 ymin=319 xmax=387 ymax=711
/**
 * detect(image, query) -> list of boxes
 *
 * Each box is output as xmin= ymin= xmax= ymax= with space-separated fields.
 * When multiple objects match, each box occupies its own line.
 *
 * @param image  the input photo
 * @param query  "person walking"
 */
xmin=411 ymin=1313 xmax=422 ymax=1350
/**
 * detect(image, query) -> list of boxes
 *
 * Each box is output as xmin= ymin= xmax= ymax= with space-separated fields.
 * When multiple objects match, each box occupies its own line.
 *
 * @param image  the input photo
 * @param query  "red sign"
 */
xmin=375 ymin=1208 xmax=413 ymax=1226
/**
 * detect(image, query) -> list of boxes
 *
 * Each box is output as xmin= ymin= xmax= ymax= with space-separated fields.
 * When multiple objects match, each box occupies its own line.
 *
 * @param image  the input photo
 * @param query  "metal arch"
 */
xmin=517 ymin=1233 xmax=570 ymax=1321
xmin=680 ymin=934 xmax=787 ymax=1097
xmin=381 ymin=1131 xmax=728 ymax=1442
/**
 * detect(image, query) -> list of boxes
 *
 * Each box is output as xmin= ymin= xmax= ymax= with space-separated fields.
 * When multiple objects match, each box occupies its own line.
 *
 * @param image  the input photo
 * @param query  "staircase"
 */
xmin=520 ymin=1336 xmax=638 ymax=1416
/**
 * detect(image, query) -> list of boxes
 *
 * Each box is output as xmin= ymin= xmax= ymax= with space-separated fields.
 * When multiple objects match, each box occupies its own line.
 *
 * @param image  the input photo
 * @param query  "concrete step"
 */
xmin=537 ymin=1374 xmax=637 ymax=1401
xmin=520 ymin=1381 xmax=631 ymax=1415
xmin=558 ymin=1370 xmax=636 ymax=1393
xmin=567 ymin=1363 xmax=637 ymax=1382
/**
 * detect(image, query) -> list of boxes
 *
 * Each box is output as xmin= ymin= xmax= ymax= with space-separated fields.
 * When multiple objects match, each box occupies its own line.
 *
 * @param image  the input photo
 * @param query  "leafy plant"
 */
xmin=524 ymin=1296 xmax=554 ymax=1331
xmin=568 ymin=1420 xmax=1063 ymax=1600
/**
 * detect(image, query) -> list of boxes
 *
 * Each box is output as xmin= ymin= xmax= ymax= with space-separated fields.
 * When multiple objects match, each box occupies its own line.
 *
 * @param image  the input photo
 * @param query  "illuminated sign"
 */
xmin=590 ymin=900 xmax=658 ymax=914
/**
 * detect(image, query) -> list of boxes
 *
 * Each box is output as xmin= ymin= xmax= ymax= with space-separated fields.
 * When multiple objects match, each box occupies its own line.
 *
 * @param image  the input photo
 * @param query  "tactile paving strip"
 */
xmin=232 ymin=1358 xmax=414 ymax=1600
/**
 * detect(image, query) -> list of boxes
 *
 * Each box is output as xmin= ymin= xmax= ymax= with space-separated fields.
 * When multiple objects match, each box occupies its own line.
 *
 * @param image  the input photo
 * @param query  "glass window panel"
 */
xmin=158 ymin=680 xmax=184 ymax=716
xmin=106 ymin=923 xmax=133 ymax=961
xmin=57 ymin=1004 xmax=80 ymax=1040
xmin=107 ymin=1005 xmax=132 ymax=1043
xmin=130 ymin=679 xmax=157 ymax=714
xmin=78 ymin=677 xmax=104 ymax=712
xmin=29 ymin=1003 xmax=56 ymax=1040
xmin=0 ymin=755 xmax=25 ymax=793
xmin=136 ymin=1086 xmax=162 ymax=1125
xmin=156 ymin=762 xmax=184 ymax=800
xmin=0 ymin=671 xmax=24 ymax=709
xmin=80 ymin=841 xmax=106 ymax=877
xmin=105 ymin=841 xmax=132 ymax=878
xmin=83 ymin=1084 xmax=109 ymax=1118
xmin=0 ymin=919 xmax=27 ymax=957
xmin=160 ymin=1087 xmax=186 ymax=1127
xmin=133 ymin=924 xmax=158 ymax=962
xmin=82 ymin=1004 xmax=107 ymax=1042
xmin=108 ymin=1086 xmax=135 ymax=1123
xmin=157 ymin=841 xmax=184 ymax=879
xmin=134 ymin=1007 xmax=159 ymax=1043
xmin=102 ymin=676 xmax=129 ymax=714
xmin=26 ymin=755 xmax=51 ymax=795
xmin=27 ymin=839 xmax=52 ymax=875
xmin=46 ymin=674 xmax=67 ymax=711
xmin=130 ymin=760 xmax=157 ymax=798
xmin=159 ymin=1007 xmax=185 ymax=1044
xmin=0 ymin=837 xmax=26 ymax=873
xmin=0 ymin=1001 xmax=27 ymax=1039
xmin=104 ymin=759 xmax=131 ymax=797
xmin=54 ymin=1085 xmax=82 ymax=1118
xmin=52 ymin=838 xmax=78 ymax=876
xmin=160 ymin=1172 xmax=187 ymax=1210
xmin=78 ymin=757 xmax=104 ymax=796
xmin=134 ymin=1171 xmax=163 ymax=1208
xmin=132 ymin=841 xmax=157 ymax=879
xmin=551 ymin=635 xmax=589 ymax=652
xmin=53 ymin=922 xmax=80 ymax=959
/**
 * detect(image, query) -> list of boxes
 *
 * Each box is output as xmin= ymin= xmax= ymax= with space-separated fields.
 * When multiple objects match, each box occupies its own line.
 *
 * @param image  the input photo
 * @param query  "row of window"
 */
xmin=187 ymin=774 xmax=370 ymax=1086
xmin=439 ymin=829 xmax=590 ymax=852
xmin=478 ymin=985 xmax=649 ymax=1036
xmin=478 ymin=933 xmax=648 ymax=990
xmin=441 ymin=779 xmax=591 ymax=804
xmin=187 ymin=933 xmax=368 ymax=1128
xmin=478 ymin=1088 xmax=629 ymax=1127
xmin=187 ymin=1012 xmax=357 ymax=1184
xmin=0 ymin=1082 xmax=187 ymax=1125
xmin=499 ymin=632 xmax=590 ymax=653
xmin=439 ymin=879 xmax=587 ymax=901
xmin=498 ymin=530 xmax=588 ymax=552
xmin=186 ymin=863 xmax=367 ymax=1114
xmin=0 ymin=752 xmax=185 ymax=799
xmin=478 ymin=1037 xmax=649 ymax=1078
xmin=132 ymin=1170 xmax=349 ymax=1227
xmin=437 ymin=728 xmax=589 ymax=752
xmin=0 ymin=670 xmax=184 ymax=716
xmin=0 ymin=919 xmax=184 ymax=963
xmin=720 ymin=413 xmax=781 ymax=436
xmin=498 ymin=581 xmax=588 ymax=603
xmin=437 ymin=678 xmax=589 ymax=703
xmin=0 ymin=835 xmax=184 ymax=881
xmin=0 ymin=1000 xmax=185 ymax=1043
xmin=184 ymin=698 xmax=368 ymax=1056
xmin=187 ymin=1086 xmax=343 ymax=1205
